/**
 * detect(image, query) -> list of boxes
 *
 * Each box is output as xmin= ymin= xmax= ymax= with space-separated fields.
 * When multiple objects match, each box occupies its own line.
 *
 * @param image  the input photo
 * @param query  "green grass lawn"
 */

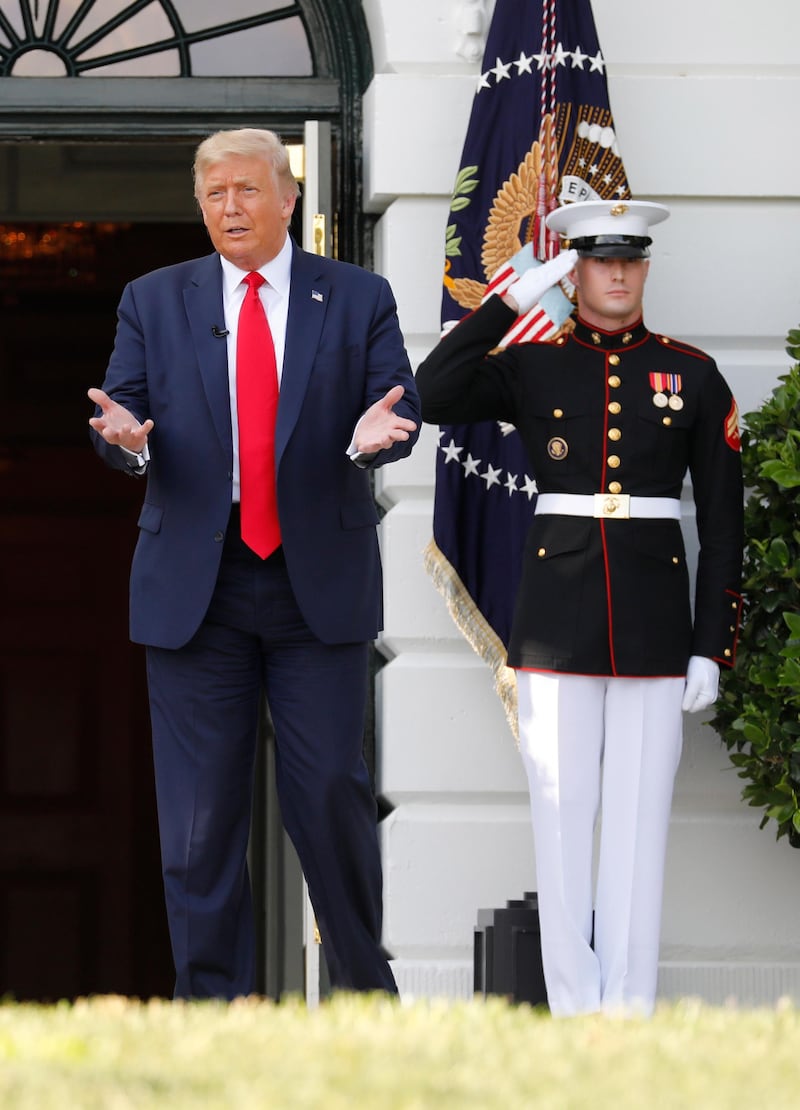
xmin=1 ymin=993 xmax=799 ymax=1108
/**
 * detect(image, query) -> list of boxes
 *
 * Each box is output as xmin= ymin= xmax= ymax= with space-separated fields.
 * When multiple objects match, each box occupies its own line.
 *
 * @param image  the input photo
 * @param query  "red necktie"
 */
xmin=236 ymin=271 xmax=281 ymax=558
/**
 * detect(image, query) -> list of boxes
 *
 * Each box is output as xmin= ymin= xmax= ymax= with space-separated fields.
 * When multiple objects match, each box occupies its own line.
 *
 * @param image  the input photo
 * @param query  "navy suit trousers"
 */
xmin=145 ymin=516 xmax=397 ymax=999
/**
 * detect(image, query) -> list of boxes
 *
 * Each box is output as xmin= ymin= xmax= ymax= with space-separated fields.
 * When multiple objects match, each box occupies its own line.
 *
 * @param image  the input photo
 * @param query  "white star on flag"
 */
xmin=481 ymin=464 xmax=503 ymax=489
xmin=521 ymin=476 xmax=538 ymax=500
xmin=492 ymin=56 xmax=512 ymax=82
xmin=441 ymin=439 xmax=463 ymax=463
xmin=552 ymin=42 xmax=569 ymax=66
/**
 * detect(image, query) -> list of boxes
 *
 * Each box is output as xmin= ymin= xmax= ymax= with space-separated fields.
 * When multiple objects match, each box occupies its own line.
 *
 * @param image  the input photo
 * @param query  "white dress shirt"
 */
xmin=220 ymin=236 xmax=292 ymax=501
xmin=122 ymin=235 xmax=371 ymax=479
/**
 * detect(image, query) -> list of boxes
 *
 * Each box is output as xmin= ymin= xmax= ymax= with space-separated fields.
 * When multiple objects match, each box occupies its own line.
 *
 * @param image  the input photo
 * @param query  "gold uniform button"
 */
xmin=724 ymin=648 xmax=732 ymax=658
xmin=731 ymin=601 xmax=738 ymax=610
xmin=672 ymin=556 xmax=679 ymax=565
xmin=608 ymin=481 xmax=622 ymax=494
xmin=538 ymin=547 xmax=546 ymax=558
xmin=607 ymin=455 xmax=621 ymax=469
xmin=608 ymin=375 xmax=621 ymax=389
xmin=663 ymin=416 xmax=672 ymax=426
xmin=608 ymin=401 xmax=621 ymax=415
xmin=608 ymin=427 xmax=621 ymax=442
xmin=729 ymin=625 xmax=736 ymax=633
xmin=553 ymin=408 xmax=563 ymax=419
xmin=609 ymin=354 xmax=620 ymax=366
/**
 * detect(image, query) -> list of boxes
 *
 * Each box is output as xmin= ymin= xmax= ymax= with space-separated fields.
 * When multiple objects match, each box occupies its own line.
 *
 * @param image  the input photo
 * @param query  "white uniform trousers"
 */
xmin=517 ymin=671 xmax=684 ymax=1017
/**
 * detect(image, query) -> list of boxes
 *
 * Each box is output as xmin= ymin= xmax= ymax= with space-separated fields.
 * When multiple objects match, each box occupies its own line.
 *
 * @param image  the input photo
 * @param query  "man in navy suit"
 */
xmin=88 ymin=128 xmax=419 ymax=1000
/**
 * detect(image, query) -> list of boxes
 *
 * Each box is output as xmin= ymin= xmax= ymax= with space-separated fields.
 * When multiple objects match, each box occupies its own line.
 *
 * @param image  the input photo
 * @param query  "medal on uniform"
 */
xmin=667 ymin=373 xmax=684 ymax=410
xmin=649 ymin=372 xmax=668 ymax=408
xmin=650 ymin=372 xmax=683 ymax=410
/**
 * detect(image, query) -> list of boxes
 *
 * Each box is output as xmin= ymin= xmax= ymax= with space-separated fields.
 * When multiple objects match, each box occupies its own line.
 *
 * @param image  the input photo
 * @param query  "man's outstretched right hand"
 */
xmin=88 ymin=387 xmax=153 ymax=453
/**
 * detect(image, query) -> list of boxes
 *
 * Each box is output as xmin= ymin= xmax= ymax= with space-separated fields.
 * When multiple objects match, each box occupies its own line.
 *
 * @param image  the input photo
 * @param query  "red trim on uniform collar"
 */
xmin=572 ymin=317 xmax=649 ymax=352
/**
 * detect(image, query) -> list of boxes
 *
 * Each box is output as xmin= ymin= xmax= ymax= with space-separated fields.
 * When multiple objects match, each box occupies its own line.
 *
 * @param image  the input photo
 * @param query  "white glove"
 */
xmin=681 ymin=656 xmax=720 ymax=713
xmin=505 ymin=249 xmax=578 ymax=314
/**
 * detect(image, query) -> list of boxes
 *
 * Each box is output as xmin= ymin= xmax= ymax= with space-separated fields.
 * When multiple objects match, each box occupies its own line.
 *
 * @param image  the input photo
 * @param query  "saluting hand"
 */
xmin=87 ymin=387 xmax=154 ymax=453
xmin=504 ymin=248 xmax=579 ymax=315
xmin=354 ymin=385 xmax=417 ymax=454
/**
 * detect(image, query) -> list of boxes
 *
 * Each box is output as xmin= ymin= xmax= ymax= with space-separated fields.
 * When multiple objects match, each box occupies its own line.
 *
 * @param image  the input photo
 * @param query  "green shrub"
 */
xmin=711 ymin=326 xmax=800 ymax=846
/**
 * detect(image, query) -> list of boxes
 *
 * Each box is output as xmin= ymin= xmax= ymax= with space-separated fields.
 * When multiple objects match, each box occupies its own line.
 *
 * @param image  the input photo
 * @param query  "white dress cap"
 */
xmin=546 ymin=200 xmax=670 ymax=257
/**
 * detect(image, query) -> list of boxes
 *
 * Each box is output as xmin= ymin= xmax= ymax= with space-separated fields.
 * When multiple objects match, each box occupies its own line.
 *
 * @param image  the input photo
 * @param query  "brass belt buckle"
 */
xmin=593 ymin=493 xmax=631 ymax=519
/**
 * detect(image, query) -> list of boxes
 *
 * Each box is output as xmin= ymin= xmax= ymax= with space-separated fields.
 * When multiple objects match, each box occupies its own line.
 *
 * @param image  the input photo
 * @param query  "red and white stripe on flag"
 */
xmin=482 ymin=262 xmax=561 ymax=347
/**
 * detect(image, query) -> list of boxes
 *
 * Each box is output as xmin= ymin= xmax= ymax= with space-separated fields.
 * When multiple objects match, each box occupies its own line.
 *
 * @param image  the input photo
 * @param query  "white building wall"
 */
xmin=362 ymin=0 xmax=800 ymax=1004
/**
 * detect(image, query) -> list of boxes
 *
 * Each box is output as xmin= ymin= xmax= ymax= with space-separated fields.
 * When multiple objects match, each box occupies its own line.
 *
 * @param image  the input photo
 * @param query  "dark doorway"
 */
xmin=0 ymin=220 xmax=211 ymax=1000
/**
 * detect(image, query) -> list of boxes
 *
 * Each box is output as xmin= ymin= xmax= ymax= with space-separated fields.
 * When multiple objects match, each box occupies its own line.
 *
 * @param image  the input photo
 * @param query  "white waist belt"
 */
xmin=535 ymin=493 xmax=682 ymax=521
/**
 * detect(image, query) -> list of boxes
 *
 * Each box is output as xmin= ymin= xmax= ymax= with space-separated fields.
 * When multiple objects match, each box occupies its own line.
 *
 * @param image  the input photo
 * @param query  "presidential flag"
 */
xmin=424 ymin=0 xmax=632 ymax=734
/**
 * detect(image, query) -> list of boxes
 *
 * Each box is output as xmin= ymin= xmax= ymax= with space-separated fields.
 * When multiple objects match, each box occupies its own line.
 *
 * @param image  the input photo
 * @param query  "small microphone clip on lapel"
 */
xmin=211 ymin=325 xmax=229 ymax=338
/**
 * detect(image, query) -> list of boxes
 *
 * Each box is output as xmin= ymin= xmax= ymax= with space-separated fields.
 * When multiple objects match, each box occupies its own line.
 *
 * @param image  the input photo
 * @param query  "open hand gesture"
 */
xmin=354 ymin=385 xmax=417 ymax=454
xmin=88 ymin=387 xmax=154 ymax=453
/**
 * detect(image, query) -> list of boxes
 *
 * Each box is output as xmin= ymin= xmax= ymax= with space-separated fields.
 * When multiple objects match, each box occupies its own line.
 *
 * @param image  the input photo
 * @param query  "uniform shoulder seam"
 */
xmin=654 ymin=334 xmax=712 ymax=361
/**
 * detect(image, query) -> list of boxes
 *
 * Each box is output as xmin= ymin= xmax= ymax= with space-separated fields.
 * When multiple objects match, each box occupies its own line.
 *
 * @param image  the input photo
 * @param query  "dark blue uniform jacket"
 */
xmin=416 ymin=296 xmax=743 ymax=676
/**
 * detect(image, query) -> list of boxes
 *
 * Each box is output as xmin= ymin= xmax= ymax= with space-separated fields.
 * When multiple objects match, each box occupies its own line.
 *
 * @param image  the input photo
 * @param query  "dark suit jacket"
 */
xmin=416 ymin=296 xmax=743 ymax=676
xmin=91 ymin=241 xmax=420 ymax=648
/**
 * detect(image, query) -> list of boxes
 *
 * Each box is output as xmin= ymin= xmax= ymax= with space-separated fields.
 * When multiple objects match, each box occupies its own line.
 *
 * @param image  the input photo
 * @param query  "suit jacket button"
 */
xmin=214 ymin=531 xmax=224 ymax=542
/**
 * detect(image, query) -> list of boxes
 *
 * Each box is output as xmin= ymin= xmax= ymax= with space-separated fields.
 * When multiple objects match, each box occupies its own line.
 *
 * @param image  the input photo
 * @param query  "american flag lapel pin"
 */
xmin=311 ymin=289 xmax=324 ymax=302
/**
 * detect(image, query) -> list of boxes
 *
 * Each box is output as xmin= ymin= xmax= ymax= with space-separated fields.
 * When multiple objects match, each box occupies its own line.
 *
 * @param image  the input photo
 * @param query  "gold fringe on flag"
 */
xmin=423 ymin=537 xmax=519 ymax=743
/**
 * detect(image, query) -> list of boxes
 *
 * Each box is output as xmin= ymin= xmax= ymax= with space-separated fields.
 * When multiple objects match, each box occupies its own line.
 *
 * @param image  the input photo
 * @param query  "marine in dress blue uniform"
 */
xmin=416 ymin=200 xmax=743 ymax=1015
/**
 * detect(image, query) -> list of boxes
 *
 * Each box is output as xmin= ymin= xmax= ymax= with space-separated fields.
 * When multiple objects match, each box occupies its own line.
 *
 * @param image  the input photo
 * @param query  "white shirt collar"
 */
xmin=219 ymin=233 xmax=293 ymax=299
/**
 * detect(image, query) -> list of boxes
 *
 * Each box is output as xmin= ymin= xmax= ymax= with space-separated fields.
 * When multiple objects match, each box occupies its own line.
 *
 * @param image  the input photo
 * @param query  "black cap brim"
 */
xmin=569 ymin=234 xmax=652 ymax=259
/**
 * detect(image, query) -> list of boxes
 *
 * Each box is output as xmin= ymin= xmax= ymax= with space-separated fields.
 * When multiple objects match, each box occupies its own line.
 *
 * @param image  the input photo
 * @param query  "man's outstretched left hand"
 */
xmin=353 ymin=385 xmax=417 ymax=454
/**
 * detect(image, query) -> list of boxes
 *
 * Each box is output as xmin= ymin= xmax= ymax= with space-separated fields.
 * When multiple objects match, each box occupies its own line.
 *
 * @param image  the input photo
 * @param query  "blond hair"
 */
xmin=193 ymin=128 xmax=300 ymax=200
